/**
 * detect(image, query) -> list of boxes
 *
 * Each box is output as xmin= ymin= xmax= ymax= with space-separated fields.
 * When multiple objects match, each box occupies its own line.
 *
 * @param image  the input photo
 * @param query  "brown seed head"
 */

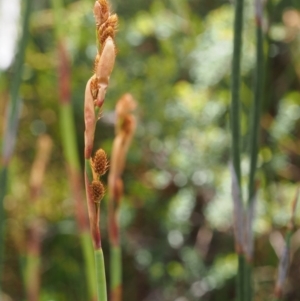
xmin=94 ymin=54 xmax=101 ymax=75
xmin=93 ymin=148 xmax=109 ymax=176
xmin=107 ymin=14 xmax=118 ymax=31
xmin=90 ymin=75 xmax=99 ymax=100
xmin=90 ymin=180 xmax=105 ymax=203
xmin=94 ymin=0 xmax=109 ymax=28
xmin=100 ymin=26 xmax=115 ymax=46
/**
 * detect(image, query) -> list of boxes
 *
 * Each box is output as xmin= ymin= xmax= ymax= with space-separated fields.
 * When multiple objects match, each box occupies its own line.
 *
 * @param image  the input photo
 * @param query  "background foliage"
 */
xmin=1 ymin=0 xmax=300 ymax=300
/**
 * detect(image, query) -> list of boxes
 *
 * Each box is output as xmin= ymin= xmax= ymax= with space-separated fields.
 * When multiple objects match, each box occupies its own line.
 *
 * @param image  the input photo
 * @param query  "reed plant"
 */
xmin=108 ymin=94 xmax=137 ymax=301
xmin=230 ymin=0 xmax=265 ymax=300
xmin=244 ymin=1 xmax=265 ymax=300
xmin=0 ymin=0 xmax=32 ymax=292
xmin=230 ymin=0 xmax=245 ymax=298
xmin=83 ymin=1 xmax=118 ymax=300
xmin=51 ymin=1 xmax=98 ymax=299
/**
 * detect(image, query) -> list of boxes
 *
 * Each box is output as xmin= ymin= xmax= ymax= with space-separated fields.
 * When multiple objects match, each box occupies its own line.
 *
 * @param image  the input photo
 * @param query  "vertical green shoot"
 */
xmin=230 ymin=0 xmax=245 ymax=299
xmin=245 ymin=2 xmax=264 ymax=300
xmin=0 ymin=0 xmax=32 ymax=291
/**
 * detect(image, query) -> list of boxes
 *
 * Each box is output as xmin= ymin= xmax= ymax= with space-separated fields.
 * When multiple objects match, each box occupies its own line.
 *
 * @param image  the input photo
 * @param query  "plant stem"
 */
xmin=231 ymin=0 xmax=244 ymax=186
xmin=107 ymin=95 xmax=137 ymax=301
xmin=0 ymin=167 xmax=8 ymax=287
xmin=230 ymin=0 xmax=245 ymax=299
xmin=237 ymin=255 xmax=245 ymax=301
xmin=248 ymin=7 xmax=264 ymax=209
xmin=110 ymin=246 xmax=122 ymax=295
xmin=25 ymin=135 xmax=52 ymax=301
xmin=83 ymin=1 xmax=118 ymax=300
xmin=81 ymin=231 xmax=98 ymax=300
xmin=245 ymin=3 xmax=264 ymax=300
xmin=95 ymin=248 xmax=108 ymax=301
xmin=84 ymin=163 xmax=107 ymax=301
xmin=109 ymin=203 xmax=122 ymax=301
xmin=24 ymin=253 xmax=40 ymax=301
xmin=0 ymin=0 xmax=32 ymax=291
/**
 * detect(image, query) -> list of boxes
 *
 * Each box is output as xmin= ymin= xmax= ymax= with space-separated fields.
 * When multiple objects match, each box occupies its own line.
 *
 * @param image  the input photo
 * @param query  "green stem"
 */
xmin=0 ymin=167 xmax=8 ymax=287
xmin=0 ymin=0 xmax=32 ymax=291
xmin=110 ymin=246 xmax=122 ymax=298
xmin=230 ymin=0 xmax=245 ymax=299
xmin=248 ymin=25 xmax=264 ymax=207
xmin=25 ymin=253 xmax=40 ymax=301
xmin=60 ymin=105 xmax=81 ymax=170
xmin=81 ymin=231 xmax=97 ymax=301
xmin=245 ymin=8 xmax=264 ymax=301
xmin=244 ymin=261 xmax=253 ymax=301
xmin=237 ymin=255 xmax=245 ymax=301
xmin=95 ymin=249 xmax=108 ymax=301
xmin=230 ymin=0 xmax=244 ymax=186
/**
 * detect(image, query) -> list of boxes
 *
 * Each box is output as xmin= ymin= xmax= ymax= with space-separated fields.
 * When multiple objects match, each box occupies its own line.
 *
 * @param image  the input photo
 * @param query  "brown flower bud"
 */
xmin=107 ymin=14 xmax=118 ymax=31
xmin=94 ymin=0 xmax=109 ymax=28
xmin=100 ymin=26 xmax=115 ymax=46
xmin=94 ymin=37 xmax=116 ymax=107
xmin=93 ymin=148 xmax=109 ymax=176
xmin=84 ymin=77 xmax=96 ymax=159
xmin=90 ymin=180 xmax=105 ymax=203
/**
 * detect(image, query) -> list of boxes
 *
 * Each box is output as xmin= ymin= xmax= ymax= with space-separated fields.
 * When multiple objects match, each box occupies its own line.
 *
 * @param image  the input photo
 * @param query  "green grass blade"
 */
xmin=95 ymin=249 xmax=108 ymax=301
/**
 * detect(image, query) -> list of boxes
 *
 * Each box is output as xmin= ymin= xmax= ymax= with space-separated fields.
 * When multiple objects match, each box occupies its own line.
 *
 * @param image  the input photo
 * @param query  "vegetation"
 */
xmin=1 ymin=0 xmax=300 ymax=300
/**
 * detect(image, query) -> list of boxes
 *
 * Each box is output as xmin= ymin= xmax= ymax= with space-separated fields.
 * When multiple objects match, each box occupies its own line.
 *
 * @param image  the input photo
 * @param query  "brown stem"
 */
xmin=85 ymin=172 xmax=102 ymax=250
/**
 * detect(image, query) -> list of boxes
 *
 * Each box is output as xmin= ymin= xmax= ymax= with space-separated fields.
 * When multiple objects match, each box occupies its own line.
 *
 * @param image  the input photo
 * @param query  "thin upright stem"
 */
xmin=230 ymin=0 xmax=245 ymax=300
xmin=248 ymin=12 xmax=264 ymax=207
xmin=0 ymin=0 xmax=32 ymax=290
xmin=108 ymin=194 xmax=122 ymax=301
xmin=95 ymin=249 xmax=108 ymax=301
xmin=245 ymin=3 xmax=264 ymax=300
xmin=231 ymin=0 xmax=244 ymax=186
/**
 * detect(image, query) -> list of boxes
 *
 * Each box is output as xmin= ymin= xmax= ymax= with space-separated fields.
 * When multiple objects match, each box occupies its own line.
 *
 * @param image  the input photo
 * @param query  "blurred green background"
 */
xmin=1 ymin=0 xmax=300 ymax=300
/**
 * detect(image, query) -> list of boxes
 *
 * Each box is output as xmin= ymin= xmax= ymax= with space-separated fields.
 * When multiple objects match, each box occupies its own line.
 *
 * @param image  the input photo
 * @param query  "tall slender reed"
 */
xmin=0 ymin=0 xmax=32 ymax=291
xmin=25 ymin=135 xmax=52 ymax=301
xmin=84 ymin=1 xmax=118 ymax=300
xmin=245 ymin=1 xmax=265 ymax=300
xmin=274 ymin=188 xmax=299 ymax=301
xmin=230 ymin=0 xmax=245 ymax=298
xmin=108 ymin=94 xmax=137 ymax=301
xmin=51 ymin=1 xmax=97 ymax=299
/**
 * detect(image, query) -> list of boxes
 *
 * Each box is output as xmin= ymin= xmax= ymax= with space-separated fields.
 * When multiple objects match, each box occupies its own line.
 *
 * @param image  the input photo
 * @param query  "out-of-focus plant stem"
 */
xmin=0 ymin=0 xmax=32 ymax=291
xmin=51 ymin=1 xmax=97 ymax=300
xmin=25 ymin=135 xmax=52 ymax=301
xmin=230 ymin=0 xmax=245 ymax=299
xmin=274 ymin=188 xmax=299 ymax=301
xmin=108 ymin=94 xmax=137 ymax=301
xmin=108 ymin=188 xmax=122 ymax=301
xmin=245 ymin=2 xmax=264 ymax=300
xmin=248 ymin=2 xmax=264 ymax=211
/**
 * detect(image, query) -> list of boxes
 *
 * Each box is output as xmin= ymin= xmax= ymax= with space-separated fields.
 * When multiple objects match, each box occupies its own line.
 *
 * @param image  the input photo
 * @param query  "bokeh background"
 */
xmin=1 ymin=0 xmax=300 ymax=300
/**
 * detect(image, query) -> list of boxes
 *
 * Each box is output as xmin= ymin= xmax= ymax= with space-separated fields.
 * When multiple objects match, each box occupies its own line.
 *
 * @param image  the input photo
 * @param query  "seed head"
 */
xmin=100 ymin=26 xmax=115 ymax=46
xmin=93 ymin=148 xmax=109 ymax=176
xmin=107 ymin=14 xmax=118 ymax=31
xmin=90 ymin=180 xmax=105 ymax=203
xmin=94 ymin=0 xmax=109 ymax=28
